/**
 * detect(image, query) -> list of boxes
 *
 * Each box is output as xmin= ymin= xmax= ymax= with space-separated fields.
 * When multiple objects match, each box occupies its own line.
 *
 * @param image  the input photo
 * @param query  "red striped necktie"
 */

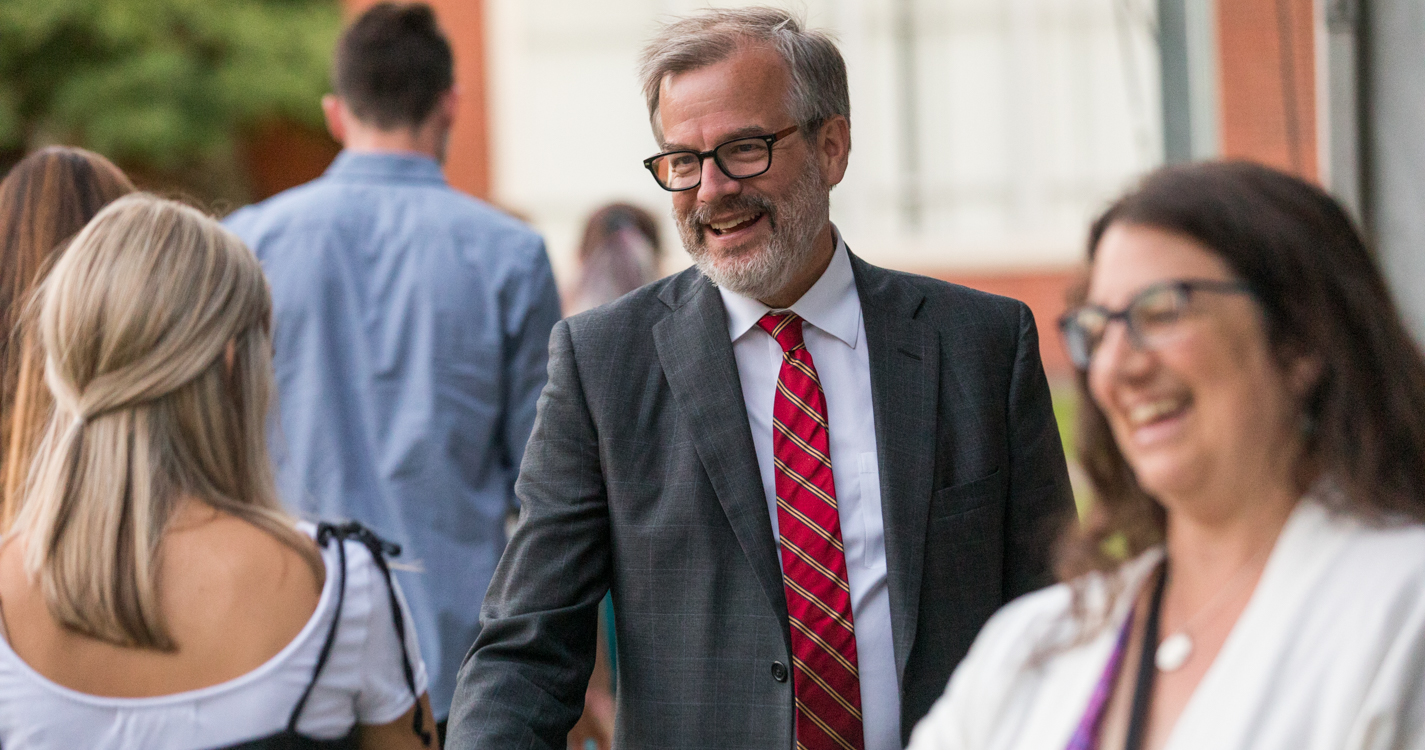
xmin=757 ymin=311 xmax=864 ymax=750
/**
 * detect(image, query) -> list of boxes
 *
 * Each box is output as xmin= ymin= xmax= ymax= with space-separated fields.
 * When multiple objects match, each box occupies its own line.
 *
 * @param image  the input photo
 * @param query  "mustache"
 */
xmin=680 ymin=193 xmax=778 ymax=228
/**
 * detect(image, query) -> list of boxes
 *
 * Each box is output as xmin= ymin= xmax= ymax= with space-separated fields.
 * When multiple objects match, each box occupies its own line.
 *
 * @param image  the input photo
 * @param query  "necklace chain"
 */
xmin=1154 ymin=545 xmax=1271 ymax=672
xmin=1163 ymin=545 xmax=1271 ymax=637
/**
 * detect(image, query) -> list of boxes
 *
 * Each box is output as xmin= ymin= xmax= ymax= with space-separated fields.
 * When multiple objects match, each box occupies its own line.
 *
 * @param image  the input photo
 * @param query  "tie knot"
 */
xmin=757 ymin=311 xmax=805 ymax=353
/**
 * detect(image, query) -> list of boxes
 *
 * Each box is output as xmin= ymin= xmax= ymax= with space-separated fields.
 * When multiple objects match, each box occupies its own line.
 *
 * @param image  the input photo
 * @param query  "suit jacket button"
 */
xmin=771 ymin=661 xmax=789 ymax=682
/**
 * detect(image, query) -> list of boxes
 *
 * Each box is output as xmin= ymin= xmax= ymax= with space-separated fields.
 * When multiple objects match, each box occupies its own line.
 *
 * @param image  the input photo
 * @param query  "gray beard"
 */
xmin=675 ymin=156 xmax=830 ymax=303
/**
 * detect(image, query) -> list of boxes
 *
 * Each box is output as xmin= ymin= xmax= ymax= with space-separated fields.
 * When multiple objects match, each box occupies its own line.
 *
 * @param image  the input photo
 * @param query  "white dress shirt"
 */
xmin=720 ymin=232 xmax=900 ymax=750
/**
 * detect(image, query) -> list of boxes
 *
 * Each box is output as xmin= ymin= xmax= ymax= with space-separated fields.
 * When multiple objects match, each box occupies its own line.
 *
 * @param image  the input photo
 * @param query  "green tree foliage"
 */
xmin=0 ymin=0 xmax=340 ymax=197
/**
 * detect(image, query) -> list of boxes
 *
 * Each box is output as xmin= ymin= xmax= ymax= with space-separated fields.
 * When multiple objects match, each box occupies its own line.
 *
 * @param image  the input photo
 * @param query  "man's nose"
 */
xmin=695 ymin=155 xmax=740 ymax=204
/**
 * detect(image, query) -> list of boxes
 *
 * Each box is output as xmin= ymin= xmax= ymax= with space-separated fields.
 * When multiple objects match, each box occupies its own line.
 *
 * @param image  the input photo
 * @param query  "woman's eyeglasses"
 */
xmin=1058 ymin=279 xmax=1254 ymax=370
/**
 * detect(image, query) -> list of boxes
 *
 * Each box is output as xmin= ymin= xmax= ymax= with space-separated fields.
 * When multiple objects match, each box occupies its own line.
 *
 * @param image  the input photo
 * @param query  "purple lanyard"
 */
xmin=1064 ymin=605 xmax=1137 ymax=750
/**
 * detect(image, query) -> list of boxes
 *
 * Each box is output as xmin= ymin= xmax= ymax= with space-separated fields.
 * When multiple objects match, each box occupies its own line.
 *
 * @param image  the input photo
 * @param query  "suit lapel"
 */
xmin=853 ymin=253 xmax=938 ymax=682
xmin=652 ymin=273 xmax=790 ymax=638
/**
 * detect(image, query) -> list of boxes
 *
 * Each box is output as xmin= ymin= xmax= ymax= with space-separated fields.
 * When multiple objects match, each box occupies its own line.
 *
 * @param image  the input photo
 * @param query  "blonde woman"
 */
xmin=0 ymin=195 xmax=435 ymax=748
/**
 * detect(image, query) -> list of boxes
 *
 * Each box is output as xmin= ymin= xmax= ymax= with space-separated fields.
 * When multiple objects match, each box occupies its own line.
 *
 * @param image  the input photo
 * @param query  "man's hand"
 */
xmin=567 ymin=684 xmax=614 ymax=750
xmin=568 ymin=606 xmax=616 ymax=750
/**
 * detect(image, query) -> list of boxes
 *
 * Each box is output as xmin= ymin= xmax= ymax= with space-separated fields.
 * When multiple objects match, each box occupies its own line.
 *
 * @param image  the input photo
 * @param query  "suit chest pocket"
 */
xmin=930 ymin=467 xmax=1004 ymax=521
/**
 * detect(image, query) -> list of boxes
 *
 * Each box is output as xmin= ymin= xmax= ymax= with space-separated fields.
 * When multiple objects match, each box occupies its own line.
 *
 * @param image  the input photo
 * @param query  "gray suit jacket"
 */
xmin=448 ymin=255 xmax=1075 ymax=749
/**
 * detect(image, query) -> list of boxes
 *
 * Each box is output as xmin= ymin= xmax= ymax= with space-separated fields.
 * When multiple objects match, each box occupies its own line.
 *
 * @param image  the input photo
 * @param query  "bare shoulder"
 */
xmin=161 ymin=502 xmax=323 ymax=658
xmin=167 ymin=505 xmax=319 ymax=587
xmin=0 ymin=502 xmax=325 ymax=696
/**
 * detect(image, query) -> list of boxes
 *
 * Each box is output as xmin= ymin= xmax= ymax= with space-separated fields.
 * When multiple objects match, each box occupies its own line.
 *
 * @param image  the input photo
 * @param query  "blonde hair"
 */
xmin=11 ymin=193 xmax=319 ymax=650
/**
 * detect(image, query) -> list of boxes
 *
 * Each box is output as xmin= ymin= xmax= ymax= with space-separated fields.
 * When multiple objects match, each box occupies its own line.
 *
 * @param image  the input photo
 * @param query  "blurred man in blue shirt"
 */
xmin=225 ymin=3 xmax=561 ymax=730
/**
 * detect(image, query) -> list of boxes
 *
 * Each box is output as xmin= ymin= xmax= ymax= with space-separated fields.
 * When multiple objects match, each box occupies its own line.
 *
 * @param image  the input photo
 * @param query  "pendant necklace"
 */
xmin=1154 ymin=546 xmax=1271 ymax=673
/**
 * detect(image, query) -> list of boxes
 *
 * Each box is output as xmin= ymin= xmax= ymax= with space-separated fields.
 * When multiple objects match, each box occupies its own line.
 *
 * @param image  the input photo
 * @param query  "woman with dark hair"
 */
xmin=565 ymin=202 xmax=662 ymax=315
xmin=0 ymin=147 xmax=134 ymax=529
xmin=908 ymin=161 xmax=1425 ymax=750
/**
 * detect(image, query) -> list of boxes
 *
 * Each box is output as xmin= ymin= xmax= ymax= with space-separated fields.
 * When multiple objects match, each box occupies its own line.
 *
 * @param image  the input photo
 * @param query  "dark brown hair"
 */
xmin=1061 ymin=161 xmax=1425 ymax=582
xmin=0 ymin=147 xmax=134 ymax=530
xmin=567 ymin=203 xmax=663 ymax=314
xmin=578 ymin=203 xmax=660 ymax=264
xmin=333 ymin=2 xmax=454 ymax=129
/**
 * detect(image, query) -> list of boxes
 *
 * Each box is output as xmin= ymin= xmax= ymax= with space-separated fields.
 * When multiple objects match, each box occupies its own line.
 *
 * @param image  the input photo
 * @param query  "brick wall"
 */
xmin=1218 ymin=0 xmax=1318 ymax=179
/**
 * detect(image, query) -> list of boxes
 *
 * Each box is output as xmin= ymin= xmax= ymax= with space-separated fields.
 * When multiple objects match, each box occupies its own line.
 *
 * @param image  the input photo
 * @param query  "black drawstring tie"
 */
xmin=312 ymin=522 xmax=432 ymax=747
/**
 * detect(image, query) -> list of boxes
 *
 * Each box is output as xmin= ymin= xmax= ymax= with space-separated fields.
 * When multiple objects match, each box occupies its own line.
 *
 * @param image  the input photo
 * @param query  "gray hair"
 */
xmin=638 ymin=7 xmax=850 ymax=142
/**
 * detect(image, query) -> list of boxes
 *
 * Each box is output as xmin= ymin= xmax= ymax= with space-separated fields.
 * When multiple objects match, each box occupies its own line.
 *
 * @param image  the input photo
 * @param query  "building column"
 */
xmin=1363 ymin=0 xmax=1425 ymax=338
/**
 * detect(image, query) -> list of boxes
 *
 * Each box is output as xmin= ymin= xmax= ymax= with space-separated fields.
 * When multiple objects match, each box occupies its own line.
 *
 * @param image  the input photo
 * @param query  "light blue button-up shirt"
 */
xmin=225 ymin=151 xmax=561 ymax=719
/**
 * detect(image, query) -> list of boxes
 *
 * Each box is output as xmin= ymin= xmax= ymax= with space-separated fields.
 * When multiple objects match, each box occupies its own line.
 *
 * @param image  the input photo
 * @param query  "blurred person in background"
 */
xmin=0 ymin=147 xmax=133 ymax=530
xmin=224 ymin=3 xmax=561 ymax=740
xmin=449 ymin=8 xmax=1073 ymax=749
xmin=0 ymin=194 xmax=433 ymax=747
xmin=908 ymin=162 xmax=1425 ymax=750
xmin=565 ymin=202 xmax=663 ymax=315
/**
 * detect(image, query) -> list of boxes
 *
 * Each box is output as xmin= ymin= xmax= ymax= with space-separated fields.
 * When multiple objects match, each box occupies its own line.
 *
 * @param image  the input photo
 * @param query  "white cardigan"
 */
xmin=908 ymin=499 xmax=1425 ymax=750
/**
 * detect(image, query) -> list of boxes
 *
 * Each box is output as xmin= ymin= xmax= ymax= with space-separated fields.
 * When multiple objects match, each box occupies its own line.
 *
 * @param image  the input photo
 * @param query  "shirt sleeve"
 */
xmin=354 ymin=542 xmax=430 ymax=725
xmin=1350 ymin=572 xmax=1425 ymax=750
xmin=500 ymin=237 xmax=563 ymax=510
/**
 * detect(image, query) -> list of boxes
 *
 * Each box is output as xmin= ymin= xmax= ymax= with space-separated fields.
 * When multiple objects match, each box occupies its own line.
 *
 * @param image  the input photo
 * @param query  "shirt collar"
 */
xmin=719 ymin=228 xmax=861 ymax=349
xmin=323 ymin=150 xmax=447 ymax=185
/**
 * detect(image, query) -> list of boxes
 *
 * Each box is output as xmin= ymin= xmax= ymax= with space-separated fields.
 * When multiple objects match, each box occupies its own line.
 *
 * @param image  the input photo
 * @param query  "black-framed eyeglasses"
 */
xmin=1058 ymin=279 xmax=1254 ymax=370
xmin=643 ymin=125 xmax=801 ymax=192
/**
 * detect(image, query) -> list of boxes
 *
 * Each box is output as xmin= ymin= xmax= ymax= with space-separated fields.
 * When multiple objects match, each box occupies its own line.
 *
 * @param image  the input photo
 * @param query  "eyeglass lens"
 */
xmin=649 ymin=137 xmax=773 ymax=190
xmin=1064 ymin=284 xmax=1190 ymax=368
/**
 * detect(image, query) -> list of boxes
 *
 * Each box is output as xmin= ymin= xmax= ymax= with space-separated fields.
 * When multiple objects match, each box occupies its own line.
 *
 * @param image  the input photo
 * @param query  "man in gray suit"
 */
xmin=448 ymin=8 xmax=1074 ymax=749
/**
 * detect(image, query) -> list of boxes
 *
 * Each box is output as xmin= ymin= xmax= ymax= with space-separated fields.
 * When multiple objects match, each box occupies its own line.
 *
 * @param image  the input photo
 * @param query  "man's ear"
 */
xmin=322 ymin=94 xmax=348 ymax=145
xmin=1286 ymin=351 xmax=1324 ymax=400
xmin=815 ymin=114 xmax=851 ymax=188
xmin=438 ymin=86 xmax=460 ymax=128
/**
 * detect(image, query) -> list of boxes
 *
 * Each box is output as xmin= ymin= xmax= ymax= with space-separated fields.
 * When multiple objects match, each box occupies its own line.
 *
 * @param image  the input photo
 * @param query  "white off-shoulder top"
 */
xmin=0 ymin=523 xmax=427 ymax=749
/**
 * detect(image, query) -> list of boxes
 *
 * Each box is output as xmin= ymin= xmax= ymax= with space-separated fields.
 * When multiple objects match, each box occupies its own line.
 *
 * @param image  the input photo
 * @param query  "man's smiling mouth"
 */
xmin=706 ymin=212 xmax=765 ymax=235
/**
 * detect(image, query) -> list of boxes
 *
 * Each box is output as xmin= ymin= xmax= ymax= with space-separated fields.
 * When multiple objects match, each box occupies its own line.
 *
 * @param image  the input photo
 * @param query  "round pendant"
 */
xmin=1156 ymin=632 xmax=1193 ymax=672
